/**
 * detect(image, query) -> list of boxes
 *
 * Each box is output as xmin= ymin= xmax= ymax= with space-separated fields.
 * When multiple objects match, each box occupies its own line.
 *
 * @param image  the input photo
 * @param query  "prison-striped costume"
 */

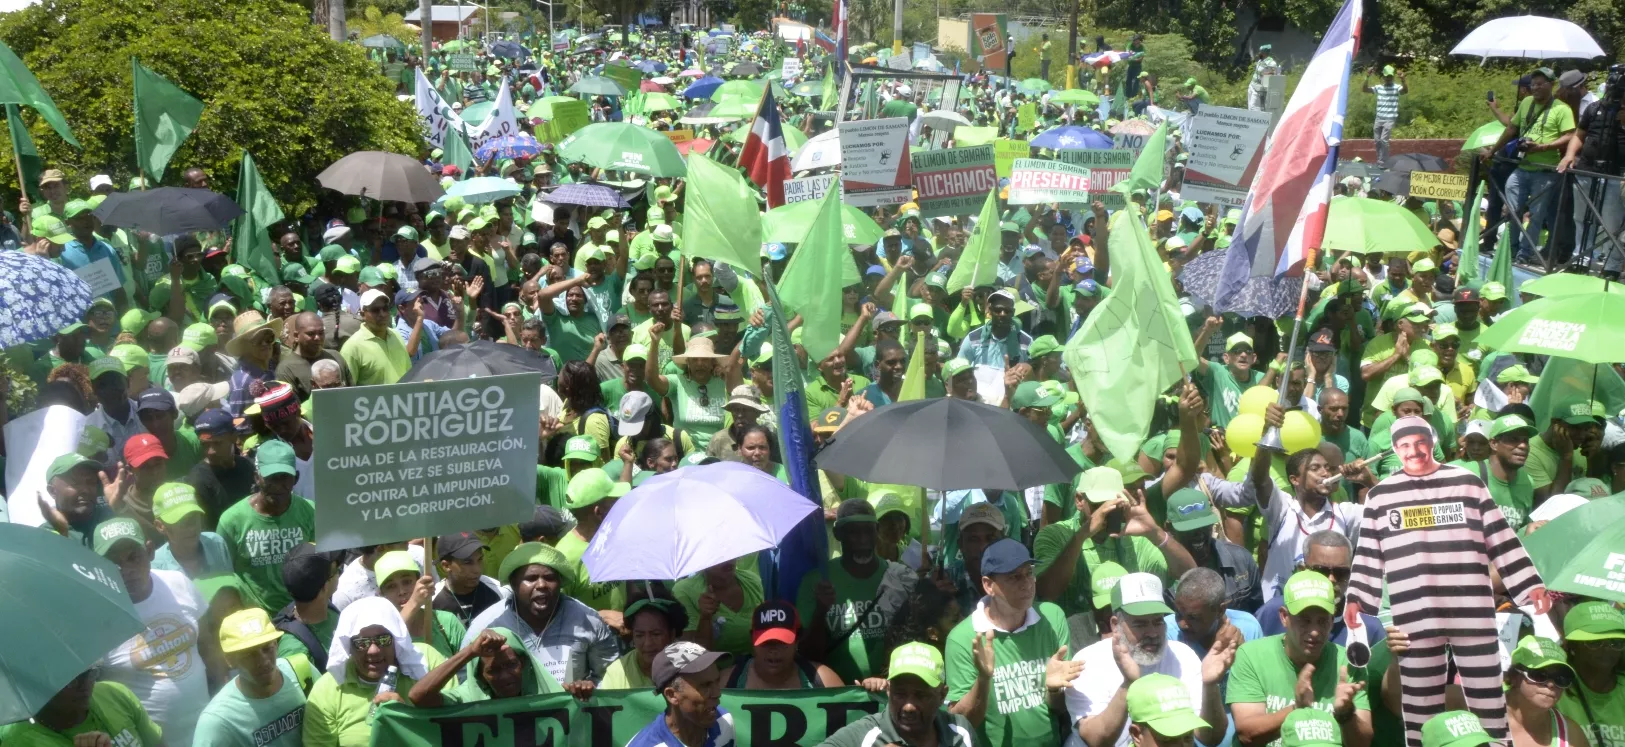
xmin=1347 ymin=463 xmax=1544 ymax=747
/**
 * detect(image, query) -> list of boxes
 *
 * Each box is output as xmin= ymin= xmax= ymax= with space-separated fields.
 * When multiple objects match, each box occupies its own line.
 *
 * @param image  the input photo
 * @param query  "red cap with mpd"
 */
xmin=751 ymin=600 xmax=800 ymax=646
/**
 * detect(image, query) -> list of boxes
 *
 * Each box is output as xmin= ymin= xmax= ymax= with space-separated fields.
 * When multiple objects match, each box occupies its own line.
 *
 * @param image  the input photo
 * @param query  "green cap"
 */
xmin=1392 ymin=386 xmax=1429 ymax=409
xmin=1105 ymin=456 xmax=1149 ymax=484
xmin=1488 ymin=414 xmax=1537 ymax=440
xmin=255 ymin=440 xmax=298 ymax=478
xmin=395 ymin=225 xmax=419 ymax=241
xmin=358 ymin=267 xmax=383 ymax=286
xmin=1028 ymin=334 xmax=1061 ymax=359
xmin=888 ymin=641 xmax=944 ymax=687
xmin=109 ymin=344 xmax=148 ymax=373
xmin=63 ymin=199 xmax=94 ymax=219
xmin=374 ymin=550 xmax=422 ymax=586
xmin=1409 ymin=365 xmax=1444 ymax=386
xmin=93 ymin=517 xmax=145 ymax=557
xmin=181 ymin=323 xmax=218 ymax=352
xmin=318 ymin=244 xmax=348 ymax=262
xmin=1281 ymin=708 xmax=1342 ymax=747
xmin=120 ymin=308 xmax=158 ymax=335
xmin=1166 ymin=488 xmax=1218 ymax=531
xmin=1422 ymin=712 xmax=1493 ymax=747
xmin=1554 ymin=398 xmax=1600 ymax=425
xmin=621 ymin=343 xmax=650 ymax=363
xmin=562 ymin=435 xmax=600 ymax=462
xmin=1510 ymin=635 xmax=1574 ymax=675
xmin=1495 ymin=365 xmax=1540 ymax=385
xmin=334 ymin=255 xmax=362 ymax=274
xmin=46 ymin=452 xmax=100 ymax=482
xmin=77 ymin=426 xmax=110 ymax=457
xmin=497 ymin=541 xmax=573 ymax=585
xmin=1113 ymin=572 xmax=1174 ymax=616
xmin=1432 ymin=322 xmax=1459 ymax=340
xmin=999 ymin=221 xmax=1019 ymax=233
xmin=1411 ymin=257 xmax=1438 ymax=274
xmin=942 ymin=358 xmax=973 ymax=379
xmin=1563 ymin=601 xmax=1625 ymax=642
xmin=1382 ymin=64 xmax=1396 ymax=76
xmin=87 ymin=357 xmax=126 ymax=381
xmin=1076 ymin=465 xmax=1125 ymax=503
xmin=1480 ymin=282 xmax=1508 ymax=301
xmin=1565 ymin=476 xmax=1611 ymax=498
xmin=909 ymin=302 xmax=935 ymax=321
xmin=565 ymin=468 xmax=630 ymax=509
xmin=1225 ymin=332 xmax=1254 ymax=352
xmin=1091 ymin=561 xmax=1128 ymax=609
xmin=1282 ymin=569 xmax=1337 ymax=615
xmin=32 ymin=215 xmax=72 ymax=244
xmin=152 ymin=482 xmax=204 ymax=525
xmin=1126 ymin=673 xmax=1208 ymax=737
xmin=1011 ymin=381 xmax=1062 ymax=410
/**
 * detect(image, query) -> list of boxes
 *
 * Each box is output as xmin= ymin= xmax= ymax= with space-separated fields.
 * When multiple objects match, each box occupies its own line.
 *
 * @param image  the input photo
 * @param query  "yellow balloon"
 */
xmin=1226 ymin=413 xmax=1265 ymax=459
xmin=1238 ymin=386 xmax=1278 ymax=418
xmin=1281 ymin=410 xmax=1323 ymax=453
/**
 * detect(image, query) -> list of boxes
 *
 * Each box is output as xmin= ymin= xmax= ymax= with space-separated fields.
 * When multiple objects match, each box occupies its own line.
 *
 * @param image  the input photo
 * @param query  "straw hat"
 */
xmin=225 ymin=311 xmax=284 ymax=357
xmin=673 ymin=336 xmax=725 ymax=364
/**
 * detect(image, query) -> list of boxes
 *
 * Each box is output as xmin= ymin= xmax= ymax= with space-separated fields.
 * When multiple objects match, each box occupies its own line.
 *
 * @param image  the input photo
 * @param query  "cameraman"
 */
xmin=1488 ymin=66 xmax=1577 ymax=264
xmin=1558 ymin=67 xmax=1625 ymax=279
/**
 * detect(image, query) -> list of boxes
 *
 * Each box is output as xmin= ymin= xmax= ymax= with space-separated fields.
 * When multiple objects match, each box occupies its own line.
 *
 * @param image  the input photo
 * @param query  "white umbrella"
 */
xmin=921 ymin=110 xmax=971 ymax=129
xmin=791 ymin=128 xmax=841 ymax=171
xmin=1451 ymin=16 xmax=1605 ymax=59
xmin=652 ymin=75 xmax=676 ymax=85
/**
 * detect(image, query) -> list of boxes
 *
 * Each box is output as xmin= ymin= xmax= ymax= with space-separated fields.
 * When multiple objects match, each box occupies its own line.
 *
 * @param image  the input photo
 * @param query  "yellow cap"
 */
xmin=219 ymin=608 xmax=283 ymax=653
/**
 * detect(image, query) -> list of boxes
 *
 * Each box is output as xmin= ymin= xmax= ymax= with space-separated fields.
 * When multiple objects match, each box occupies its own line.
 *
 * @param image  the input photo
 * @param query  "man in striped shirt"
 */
xmin=1344 ymin=415 xmax=1550 ymax=747
xmin=1362 ymin=65 xmax=1406 ymax=166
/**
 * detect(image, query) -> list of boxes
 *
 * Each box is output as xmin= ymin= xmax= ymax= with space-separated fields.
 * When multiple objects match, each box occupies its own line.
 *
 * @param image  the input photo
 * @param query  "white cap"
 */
xmin=88 ymin=174 xmax=114 ymax=192
xmin=1464 ymin=419 xmax=1493 ymax=439
xmin=322 ymin=225 xmax=352 ymax=244
xmin=448 ymin=225 xmax=471 ymax=240
xmin=359 ymin=288 xmax=391 ymax=309
xmin=616 ymin=390 xmax=654 ymax=436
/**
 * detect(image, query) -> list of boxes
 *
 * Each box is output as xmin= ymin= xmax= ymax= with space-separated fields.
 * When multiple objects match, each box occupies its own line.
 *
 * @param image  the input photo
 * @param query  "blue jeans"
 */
xmin=1505 ymin=167 xmax=1561 ymax=259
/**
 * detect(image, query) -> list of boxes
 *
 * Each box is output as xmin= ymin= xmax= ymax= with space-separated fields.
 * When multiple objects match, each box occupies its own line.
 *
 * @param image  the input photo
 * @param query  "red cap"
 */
xmin=123 ymin=433 xmax=168 ymax=468
xmin=751 ymin=600 xmax=800 ymax=646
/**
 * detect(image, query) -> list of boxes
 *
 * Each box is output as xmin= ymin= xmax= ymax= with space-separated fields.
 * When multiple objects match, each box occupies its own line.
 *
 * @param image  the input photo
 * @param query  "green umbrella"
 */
xmin=526 ymin=95 xmax=581 ymax=120
xmin=1473 ymin=292 xmax=1625 ymax=364
xmin=709 ymin=96 xmax=758 ymax=121
xmin=568 ymin=75 xmax=628 ymax=97
xmin=441 ymin=40 xmax=466 ymax=52
xmin=764 ymin=200 xmax=885 ymax=245
xmin=1049 ymin=89 xmax=1100 ymax=107
xmin=1019 ymin=78 xmax=1053 ymax=94
xmin=1517 ymin=272 xmax=1625 ymax=298
xmin=0 ymin=524 xmax=145 ymax=723
xmin=789 ymin=80 xmax=823 ymax=97
xmin=558 ymin=122 xmax=687 ymax=177
xmin=1526 ymin=505 xmax=1625 ymax=604
xmin=1320 ymin=196 xmax=1439 ymax=255
xmin=462 ymin=100 xmax=496 ymax=124
xmin=1522 ymin=494 xmax=1625 ymax=582
xmin=641 ymin=92 xmax=683 ymax=112
xmin=711 ymin=79 xmax=763 ymax=102
xmin=1461 ymin=121 xmax=1506 ymax=151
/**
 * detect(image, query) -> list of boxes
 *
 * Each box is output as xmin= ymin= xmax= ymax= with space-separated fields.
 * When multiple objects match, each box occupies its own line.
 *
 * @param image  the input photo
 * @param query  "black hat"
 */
xmin=651 ymin=642 xmax=732 ymax=691
xmin=518 ymin=505 xmax=572 ymax=541
xmin=281 ymin=543 xmax=336 ymax=604
xmin=1306 ymin=328 xmax=1336 ymax=353
xmin=436 ymin=532 xmax=484 ymax=561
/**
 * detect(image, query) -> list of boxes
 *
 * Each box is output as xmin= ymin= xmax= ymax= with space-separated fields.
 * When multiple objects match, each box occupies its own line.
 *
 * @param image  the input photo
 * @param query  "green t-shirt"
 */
xmin=600 ymin=378 xmax=653 ymax=414
xmin=1558 ymin=673 xmax=1625 ymax=747
xmin=1364 ymin=639 xmax=1406 ymax=747
xmin=1445 ymin=459 xmax=1535 ymax=530
xmin=340 ymin=326 xmax=412 ymax=387
xmin=192 ymin=659 xmax=306 ymax=747
xmin=420 ymin=609 xmax=468 ymax=660
xmin=1513 ymin=96 xmax=1577 ymax=167
xmin=1322 ymin=425 xmax=1373 ymax=464
xmin=555 ymin=530 xmax=618 ymax=611
xmin=1524 ymin=433 xmax=1585 ymax=492
xmin=794 ymin=559 xmax=901 ymax=683
xmin=1197 ymin=362 xmax=1262 ymax=428
xmin=165 ymin=426 xmax=204 ymax=482
xmin=276 ymin=612 xmax=339 ymax=680
xmin=1033 ymin=518 xmax=1168 ymax=617
xmin=1226 ymin=634 xmax=1370 ymax=747
xmin=944 ymin=601 xmax=1071 ymax=747
xmin=544 ymin=310 xmax=602 ymax=364
xmin=216 ymin=496 xmax=317 ymax=612
xmin=0 ymin=681 xmax=163 ymax=746
xmin=673 ymin=569 xmax=766 ymax=658
xmin=536 ymin=465 xmax=569 ymax=510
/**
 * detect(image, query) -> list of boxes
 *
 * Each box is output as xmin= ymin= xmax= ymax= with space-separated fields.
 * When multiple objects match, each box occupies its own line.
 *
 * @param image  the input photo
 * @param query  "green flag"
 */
xmin=1115 ymin=120 xmax=1167 ymax=195
xmin=819 ymin=62 xmax=837 ymax=111
xmin=1455 ymin=183 xmax=1486 ymax=289
xmin=680 ymin=153 xmax=763 ymax=273
xmin=232 ymin=151 xmax=284 ymax=287
xmin=946 ymin=189 xmax=1002 ymax=295
xmin=0 ymin=41 xmax=77 ymax=148
xmin=1063 ymin=209 xmax=1200 ymax=461
xmin=443 ymin=126 xmax=475 ymax=176
xmin=1486 ymin=216 xmax=1515 ymax=294
xmin=6 ymin=104 xmax=41 ymax=201
xmin=132 ymin=59 xmax=204 ymax=182
xmin=776 ymin=187 xmax=850 ymax=364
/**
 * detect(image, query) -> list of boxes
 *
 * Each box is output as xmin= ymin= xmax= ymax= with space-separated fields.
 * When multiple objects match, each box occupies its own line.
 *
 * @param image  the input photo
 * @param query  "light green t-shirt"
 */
xmin=339 ymin=325 xmax=412 ymax=387
xmin=673 ymin=569 xmax=766 ymax=658
xmin=1197 ymin=362 xmax=1262 ymax=428
xmin=599 ymin=653 xmax=656 ymax=690
xmin=1524 ymin=432 xmax=1586 ymax=492
xmin=216 ymin=496 xmax=317 ymax=612
xmin=1558 ymin=673 xmax=1625 ymax=747
xmin=544 ymin=310 xmax=603 ymax=364
xmin=0 ymin=682 xmax=163 ymax=746
xmin=555 ymin=530 xmax=618 ymax=611
xmin=630 ymin=319 xmax=691 ymax=369
xmin=192 ymin=659 xmax=306 ymax=747
xmin=1033 ymin=517 xmax=1168 ymax=618
xmin=1513 ymin=96 xmax=1577 ymax=168
xmin=302 ymin=646 xmax=447 ymax=747
xmin=1226 ymin=634 xmax=1370 ymax=747
xmin=794 ymin=560 xmax=901 ymax=683
xmin=1446 ymin=459 xmax=1534 ymax=531
xmin=944 ymin=601 xmax=1071 ymax=747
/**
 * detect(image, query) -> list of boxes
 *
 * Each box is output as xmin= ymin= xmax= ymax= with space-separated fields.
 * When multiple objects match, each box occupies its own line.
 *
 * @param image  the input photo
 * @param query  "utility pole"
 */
xmin=892 ymin=0 xmax=902 ymax=55
xmin=420 ymin=0 xmax=434 ymax=58
xmin=329 ymin=0 xmax=346 ymax=40
xmin=1066 ymin=0 xmax=1077 ymax=89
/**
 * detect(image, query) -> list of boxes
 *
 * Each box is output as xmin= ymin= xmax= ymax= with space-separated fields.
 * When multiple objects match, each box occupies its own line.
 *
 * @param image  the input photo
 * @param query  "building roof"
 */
xmin=404 ymin=5 xmax=480 ymax=22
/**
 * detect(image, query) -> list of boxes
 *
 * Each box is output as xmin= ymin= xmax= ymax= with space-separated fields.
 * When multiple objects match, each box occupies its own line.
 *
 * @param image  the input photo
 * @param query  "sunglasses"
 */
xmin=1576 ymin=638 xmax=1625 ymax=651
xmin=696 ymin=386 xmax=710 ymax=408
xmin=1517 ymin=667 xmax=1574 ymax=689
xmin=351 ymin=634 xmax=395 ymax=651
xmin=1303 ymin=564 xmax=1352 ymax=582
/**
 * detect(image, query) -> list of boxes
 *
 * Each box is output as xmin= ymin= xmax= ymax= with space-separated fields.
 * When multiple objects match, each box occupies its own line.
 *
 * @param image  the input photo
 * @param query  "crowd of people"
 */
xmin=0 ymin=18 xmax=1622 ymax=747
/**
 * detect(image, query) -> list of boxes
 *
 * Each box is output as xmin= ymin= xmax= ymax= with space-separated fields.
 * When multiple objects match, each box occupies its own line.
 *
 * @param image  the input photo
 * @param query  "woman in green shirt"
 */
xmin=736 ymin=425 xmax=790 ymax=483
xmin=600 ymin=598 xmax=687 ymax=690
xmin=645 ymin=332 xmax=740 ymax=451
xmin=303 ymin=596 xmax=445 ymax=747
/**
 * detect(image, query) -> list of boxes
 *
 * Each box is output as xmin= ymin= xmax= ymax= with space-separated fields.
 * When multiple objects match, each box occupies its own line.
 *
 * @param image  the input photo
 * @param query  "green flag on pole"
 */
xmin=1455 ymin=183 xmax=1486 ymax=289
xmin=1486 ymin=218 xmax=1515 ymax=294
xmin=0 ymin=40 xmax=78 ymax=148
xmin=946 ymin=189 xmax=1002 ymax=295
xmin=1063 ymin=209 xmax=1200 ymax=461
xmin=232 ymin=151 xmax=284 ymax=287
xmin=6 ymin=104 xmax=41 ymax=201
xmin=776 ymin=187 xmax=850 ymax=364
xmin=443 ymin=126 xmax=475 ymax=176
xmin=819 ymin=62 xmax=837 ymax=111
xmin=679 ymin=153 xmax=764 ymax=273
xmin=132 ymin=59 xmax=204 ymax=182
xmin=1114 ymin=120 xmax=1167 ymax=195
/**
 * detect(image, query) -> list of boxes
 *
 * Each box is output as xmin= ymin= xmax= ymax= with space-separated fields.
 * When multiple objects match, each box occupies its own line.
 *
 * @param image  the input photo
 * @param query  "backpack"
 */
xmin=543 ymin=406 xmax=617 ymax=464
xmin=272 ymin=603 xmax=334 ymax=674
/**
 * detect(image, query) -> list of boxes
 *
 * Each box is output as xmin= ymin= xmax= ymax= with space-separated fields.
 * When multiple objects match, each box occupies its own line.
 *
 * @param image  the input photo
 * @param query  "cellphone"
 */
xmin=1105 ymin=506 xmax=1126 ymax=535
xmin=1487 ymin=90 xmax=1496 ymax=103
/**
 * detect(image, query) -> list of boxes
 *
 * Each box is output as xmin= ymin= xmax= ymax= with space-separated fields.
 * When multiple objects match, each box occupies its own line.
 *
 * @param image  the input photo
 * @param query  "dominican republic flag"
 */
xmin=1215 ymin=0 xmax=1362 ymax=311
xmin=1083 ymin=50 xmax=1126 ymax=68
xmin=740 ymin=88 xmax=791 ymax=207
xmin=832 ymin=0 xmax=849 ymax=71
xmin=814 ymin=29 xmax=836 ymax=54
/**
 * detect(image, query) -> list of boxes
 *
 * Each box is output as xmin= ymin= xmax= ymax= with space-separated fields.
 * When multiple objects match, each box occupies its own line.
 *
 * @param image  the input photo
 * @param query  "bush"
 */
xmin=0 ymin=0 xmax=423 ymax=213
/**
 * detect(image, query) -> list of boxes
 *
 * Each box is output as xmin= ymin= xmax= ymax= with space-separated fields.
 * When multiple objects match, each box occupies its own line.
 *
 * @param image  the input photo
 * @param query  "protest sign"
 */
xmin=664 ymin=128 xmax=695 ymax=144
xmin=913 ymin=42 xmax=932 ymax=65
xmin=3 ymin=405 xmax=86 ymax=528
xmin=72 ymin=258 xmax=121 ymax=297
xmin=1410 ymin=171 xmax=1469 ymax=201
xmin=993 ymin=138 xmax=1029 ymax=177
xmin=955 ymin=126 xmax=998 ymax=147
xmin=544 ymin=99 xmax=590 ymax=144
xmin=839 ymin=117 xmax=913 ymax=207
xmin=1111 ymin=119 xmax=1157 ymax=157
xmin=553 ymin=33 xmax=570 ymax=51
xmin=782 ymin=57 xmax=803 ymax=79
xmin=970 ymin=13 xmax=1008 ymax=71
xmin=887 ymin=50 xmax=912 ymax=70
xmin=1007 ymin=158 xmax=1090 ymax=205
xmin=466 ymin=80 xmax=519 ymax=153
xmin=1057 ymin=149 xmax=1133 ymax=169
xmin=372 ymin=688 xmax=883 ymax=747
xmin=910 ymin=144 xmax=996 ymax=217
xmin=1181 ymin=104 xmax=1273 ymax=207
xmin=414 ymin=69 xmax=467 ymax=149
xmin=449 ymin=53 xmax=479 ymax=72
xmin=603 ymin=63 xmax=643 ymax=94
xmin=784 ymin=173 xmax=839 ymax=204
xmin=1090 ymin=169 xmax=1130 ymax=210
xmin=1017 ymin=102 xmax=1037 ymax=133
xmin=312 ymin=373 xmax=540 ymax=551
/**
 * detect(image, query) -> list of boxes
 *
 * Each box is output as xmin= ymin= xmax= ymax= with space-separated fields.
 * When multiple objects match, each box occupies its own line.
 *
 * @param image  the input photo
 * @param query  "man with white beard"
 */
xmin=1065 ymin=573 xmax=1237 ymax=747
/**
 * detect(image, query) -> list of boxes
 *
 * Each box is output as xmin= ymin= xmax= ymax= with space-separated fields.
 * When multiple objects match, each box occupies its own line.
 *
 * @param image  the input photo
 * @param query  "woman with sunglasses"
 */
xmin=1559 ymin=601 xmax=1625 ymax=747
xmin=1506 ymin=636 xmax=1591 ymax=747
xmin=304 ymin=596 xmax=446 ymax=746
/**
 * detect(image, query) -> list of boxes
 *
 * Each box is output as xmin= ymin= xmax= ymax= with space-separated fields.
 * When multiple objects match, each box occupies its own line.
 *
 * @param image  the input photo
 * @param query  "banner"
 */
xmin=784 ymin=173 xmax=839 ymax=204
xmin=782 ymin=57 xmax=803 ymax=79
xmin=993 ymin=138 xmax=1029 ymax=177
xmin=1016 ymin=102 xmax=1036 ymax=133
xmin=603 ymin=62 xmax=643 ymax=95
xmin=543 ymin=99 xmax=590 ymax=144
xmin=970 ymin=13 xmax=1008 ymax=72
xmin=370 ymin=687 xmax=884 ymax=747
xmin=467 ymin=80 xmax=519 ymax=154
xmin=312 ymin=373 xmax=541 ymax=551
xmin=1409 ymin=171 xmax=1469 ymax=201
xmin=449 ymin=53 xmax=479 ymax=72
xmin=1007 ymin=157 xmax=1090 ymax=205
xmin=910 ymin=144 xmax=996 ymax=217
xmin=663 ymin=128 xmax=695 ymax=144
xmin=1057 ymin=149 xmax=1133 ymax=169
xmin=1181 ymin=104 xmax=1274 ymax=208
xmin=838 ymin=117 xmax=913 ymax=207
xmin=415 ymin=69 xmax=467 ymax=149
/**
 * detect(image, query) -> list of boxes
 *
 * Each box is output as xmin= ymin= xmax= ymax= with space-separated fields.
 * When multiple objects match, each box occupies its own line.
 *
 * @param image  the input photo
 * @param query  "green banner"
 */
xmin=1056 ymin=149 xmax=1133 ymax=168
xmin=1016 ymin=102 xmax=1036 ymax=133
xmin=370 ymin=687 xmax=884 ymax=747
xmin=312 ymin=373 xmax=541 ymax=551
xmin=603 ymin=63 xmax=643 ymax=96
xmin=449 ymin=53 xmax=479 ymax=72
xmin=545 ymin=100 xmax=590 ymax=144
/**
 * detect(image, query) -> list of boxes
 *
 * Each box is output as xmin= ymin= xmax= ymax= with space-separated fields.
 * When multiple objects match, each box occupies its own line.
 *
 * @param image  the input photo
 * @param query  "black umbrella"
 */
xmin=92 ymin=187 xmax=243 ymax=234
xmin=1177 ymin=249 xmax=1302 ymax=319
xmin=317 ymin=151 xmax=445 ymax=204
xmin=1385 ymin=153 xmax=1452 ymax=173
xmin=813 ymin=398 xmax=1083 ymax=491
xmin=726 ymin=61 xmax=761 ymax=77
xmin=1371 ymin=169 xmax=1412 ymax=195
xmin=400 ymin=340 xmax=558 ymax=384
xmin=490 ymin=40 xmax=527 ymax=59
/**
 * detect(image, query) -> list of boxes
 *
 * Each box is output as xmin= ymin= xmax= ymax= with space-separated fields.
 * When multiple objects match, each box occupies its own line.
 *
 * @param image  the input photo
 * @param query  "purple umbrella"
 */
xmin=581 ymin=462 xmax=819 ymax=581
xmin=1178 ymin=248 xmax=1303 ymax=319
xmin=1030 ymin=125 xmax=1114 ymax=150
xmin=543 ymin=182 xmax=631 ymax=209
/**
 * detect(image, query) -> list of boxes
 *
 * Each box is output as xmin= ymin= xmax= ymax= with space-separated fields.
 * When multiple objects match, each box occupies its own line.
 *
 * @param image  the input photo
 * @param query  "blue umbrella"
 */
xmin=0 ymin=247 xmax=94 ymax=347
xmin=635 ymin=59 xmax=668 ymax=74
xmin=445 ymin=176 xmax=523 ymax=204
xmin=682 ymin=75 xmax=724 ymax=99
xmin=1178 ymin=249 xmax=1303 ymax=319
xmin=580 ymin=461 xmax=819 ymax=581
xmin=474 ymin=132 xmax=543 ymax=161
xmin=1030 ymin=125 xmax=1114 ymax=150
xmin=543 ymin=182 xmax=631 ymax=209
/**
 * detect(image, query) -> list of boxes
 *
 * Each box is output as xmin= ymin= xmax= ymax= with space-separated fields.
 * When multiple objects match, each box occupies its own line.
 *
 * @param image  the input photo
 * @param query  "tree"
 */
xmin=0 ymin=0 xmax=422 ymax=213
xmin=349 ymin=4 xmax=420 ymax=44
